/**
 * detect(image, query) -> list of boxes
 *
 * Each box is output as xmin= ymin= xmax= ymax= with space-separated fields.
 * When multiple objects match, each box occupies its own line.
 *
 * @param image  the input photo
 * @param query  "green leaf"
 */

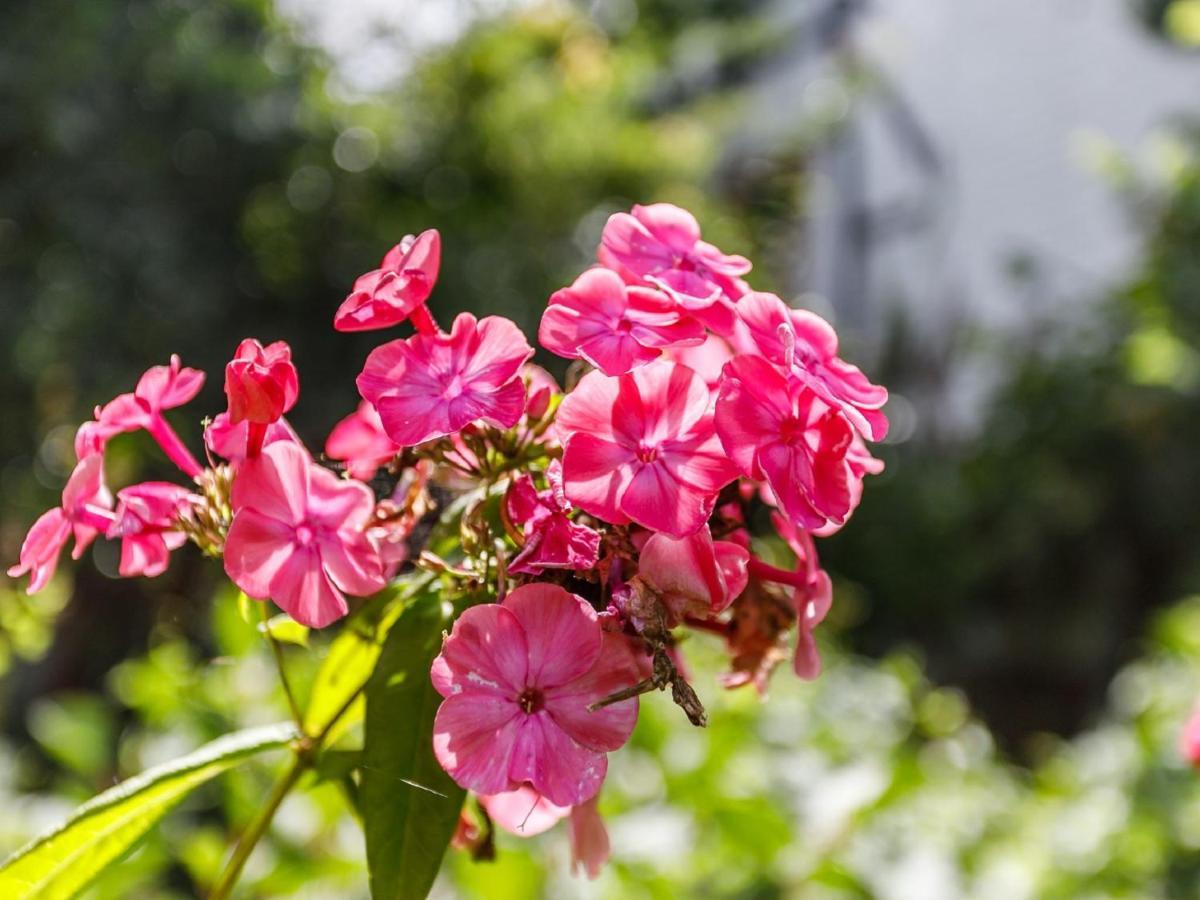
xmin=0 ymin=722 xmax=296 ymax=900
xmin=304 ymin=578 xmax=430 ymax=742
xmin=362 ymin=592 xmax=465 ymax=900
xmin=258 ymin=614 xmax=309 ymax=647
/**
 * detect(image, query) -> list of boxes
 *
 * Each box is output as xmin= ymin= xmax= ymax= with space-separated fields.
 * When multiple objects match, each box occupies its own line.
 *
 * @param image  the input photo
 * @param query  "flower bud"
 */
xmin=224 ymin=338 xmax=299 ymax=425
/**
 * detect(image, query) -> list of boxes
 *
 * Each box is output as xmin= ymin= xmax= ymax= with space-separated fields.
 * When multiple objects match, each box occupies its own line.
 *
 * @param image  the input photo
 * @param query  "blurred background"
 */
xmin=5 ymin=0 xmax=1200 ymax=896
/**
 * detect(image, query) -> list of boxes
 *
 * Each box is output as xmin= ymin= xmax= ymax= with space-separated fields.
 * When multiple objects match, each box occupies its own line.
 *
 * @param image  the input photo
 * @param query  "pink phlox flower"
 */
xmin=224 ymin=338 xmax=299 ymax=426
xmin=539 ymin=267 xmax=704 ymax=376
xmin=734 ymin=292 xmax=888 ymax=441
xmin=505 ymin=460 xmax=600 ymax=575
xmin=665 ymin=332 xmax=735 ymax=389
xmin=357 ymin=312 xmax=533 ymax=447
xmin=811 ymin=434 xmax=884 ymax=538
xmin=599 ymin=202 xmax=751 ymax=311
xmin=568 ymin=795 xmax=611 ymax=880
xmin=522 ymin=364 xmax=560 ymax=423
xmin=480 ymin=785 xmax=569 ymax=837
xmin=8 ymin=454 xmax=115 ymax=594
xmin=430 ymin=583 xmax=640 ymax=807
xmin=325 ymin=401 xmax=400 ymax=481
xmin=716 ymin=354 xmax=856 ymax=531
xmin=204 ymin=413 xmax=302 ymax=464
xmin=334 ymin=230 xmax=441 ymax=332
xmin=1181 ymin=706 xmax=1200 ymax=769
xmin=223 ymin=441 xmax=385 ymax=628
xmin=638 ymin=525 xmax=750 ymax=618
xmin=82 ymin=356 xmax=206 ymax=476
xmin=106 ymin=482 xmax=196 ymax=578
xmin=555 ymin=360 xmax=738 ymax=538
xmin=770 ymin=512 xmax=833 ymax=680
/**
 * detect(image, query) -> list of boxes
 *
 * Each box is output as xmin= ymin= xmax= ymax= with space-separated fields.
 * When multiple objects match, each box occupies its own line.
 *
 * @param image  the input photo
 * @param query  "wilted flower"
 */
xmin=504 ymin=460 xmax=600 ymax=575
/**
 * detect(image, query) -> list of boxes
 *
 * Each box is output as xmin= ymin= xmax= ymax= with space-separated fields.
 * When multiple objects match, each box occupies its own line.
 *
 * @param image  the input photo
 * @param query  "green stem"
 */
xmin=208 ymin=754 xmax=305 ymax=900
xmin=261 ymin=604 xmax=305 ymax=731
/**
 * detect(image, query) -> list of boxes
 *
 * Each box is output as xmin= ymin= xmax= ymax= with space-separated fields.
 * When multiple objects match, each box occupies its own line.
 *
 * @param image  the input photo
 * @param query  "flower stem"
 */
xmin=261 ymin=604 xmax=305 ymax=732
xmin=208 ymin=754 xmax=305 ymax=900
xmin=409 ymin=304 xmax=440 ymax=336
xmin=148 ymin=417 xmax=204 ymax=479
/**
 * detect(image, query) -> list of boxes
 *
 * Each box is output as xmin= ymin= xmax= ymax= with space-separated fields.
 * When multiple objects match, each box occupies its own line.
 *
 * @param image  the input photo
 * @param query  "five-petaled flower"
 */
xmin=357 ymin=312 xmax=533 ymax=447
xmin=334 ymin=229 xmax=441 ymax=333
xmin=556 ymin=360 xmax=738 ymax=538
xmin=431 ymin=582 xmax=639 ymax=806
xmin=539 ymin=267 xmax=704 ymax=375
xmin=106 ymin=482 xmax=196 ymax=578
xmin=224 ymin=441 xmax=385 ymax=628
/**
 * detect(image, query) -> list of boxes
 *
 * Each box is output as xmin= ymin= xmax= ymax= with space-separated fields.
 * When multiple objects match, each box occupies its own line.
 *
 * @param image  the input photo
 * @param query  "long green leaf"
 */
xmin=305 ymin=577 xmax=433 ymax=743
xmin=0 ymin=721 xmax=297 ymax=900
xmin=362 ymin=593 xmax=465 ymax=900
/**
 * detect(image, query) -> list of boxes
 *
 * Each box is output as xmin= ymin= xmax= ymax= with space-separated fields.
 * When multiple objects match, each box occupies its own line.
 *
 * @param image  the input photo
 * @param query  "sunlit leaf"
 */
xmin=0 ymin=722 xmax=297 ymax=900
xmin=362 ymin=591 xmax=464 ymax=900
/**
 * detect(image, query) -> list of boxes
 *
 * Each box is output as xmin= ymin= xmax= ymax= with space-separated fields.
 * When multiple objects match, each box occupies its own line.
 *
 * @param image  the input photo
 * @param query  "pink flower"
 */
xmin=768 ymin=513 xmax=833 ymax=680
xmin=599 ymin=203 xmax=750 ymax=333
xmin=538 ymin=267 xmax=704 ymax=375
xmin=8 ymin=455 xmax=115 ymax=594
xmin=480 ymin=785 xmax=569 ymax=837
xmin=204 ymin=413 xmax=302 ymax=464
xmin=555 ymin=361 xmax=738 ymax=538
xmin=430 ymin=583 xmax=639 ymax=807
xmin=357 ymin=313 xmax=534 ymax=447
xmin=87 ymin=355 xmax=206 ymax=476
xmin=735 ymin=292 xmax=889 ymax=441
xmin=1181 ymin=707 xmax=1200 ymax=768
xmin=716 ymin=355 xmax=856 ymax=531
xmin=223 ymin=442 xmax=386 ymax=628
xmin=505 ymin=460 xmax=600 ymax=575
xmin=325 ymin=401 xmax=401 ymax=480
xmin=479 ymin=786 xmax=611 ymax=879
xmin=106 ymin=483 xmax=195 ymax=578
xmin=638 ymin=525 xmax=749 ymax=618
xmin=568 ymin=796 xmax=610 ymax=880
xmin=224 ymin=339 xmax=299 ymax=426
xmin=334 ymin=230 xmax=441 ymax=333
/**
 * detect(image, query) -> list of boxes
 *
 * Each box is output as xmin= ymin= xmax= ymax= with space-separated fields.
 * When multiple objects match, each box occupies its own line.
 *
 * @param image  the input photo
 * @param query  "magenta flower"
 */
xmin=88 ymin=355 xmax=206 ymax=476
xmin=325 ymin=401 xmax=401 ymax=481
xmin=357 ymin=312 xmax=533 ymax=447
xmin=555 ymin=361 xmax=738 ymax=538
xmin=504 ymin=460 xmax=600 ymax=575
xmin=334 ymin=230 xmax=441 ymax=333
xmin=106 ymin=483 xmax=195 ymax=578
xmin=766 ymin=512 xmax=833 ymax=680
xmin=539 ymin=267 xmax=704 ymax=375
xmin=599 ymin=203 xmax=751 ymax=333
xmin=8 ymin=455 xmax=115 ymax=594
xmin=224 ymin=339 xmax=299 ymax=426
xmin=204 ymin=413 xmax=302 ymax=464
xmin=716 ymin=355 xmax=856 ymax=531
xmin=735 ymin=292 xmax=889 ymax=441
xmin=638 ymin=525 xmax=750 ymax=618
xmin=430 ymin=582 xmax=639 ymax=806
xmin=1181 ymin=707 xmax=1200 ymax=769
xmin=223 ymin=442 xmax=385 ymax=628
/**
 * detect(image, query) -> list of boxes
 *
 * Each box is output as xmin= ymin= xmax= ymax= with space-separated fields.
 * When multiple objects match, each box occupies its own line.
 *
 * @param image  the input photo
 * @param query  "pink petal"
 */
xmin=621 ymin=461 xmax=713 ymax=538
xmin=503 ymin=583 xmax=602 ymax=688
xmin=506 ymin=712 xmax=608 ymax=807
xmin=433 ymin=693 xmax=523 ymax=797
xmin=269 ymin=545 xmax=348 ymax=628
xmin=223 ymin=508 xmax=297 ymax=599
xmin=231 ymin=441 xmax=310 ymax=523
xmin=431 ymin=603 xmax=529 ymax=699
xmin=7 ymin=508 xmax=71 ymax=594
xmin=632 ymin=203 xmax=702 ymax=253
xmin=481 ymin=786 xmax=569 ymax=837
xmin=544 ymin=632 xmax=640 ymax=753
xmin=555 ymin=369 xmax=628 ymax=447
xmin=569 ymin=797 xmax=611 ymax=879
xmin=559 ymin=434 xmax=635 ymax=527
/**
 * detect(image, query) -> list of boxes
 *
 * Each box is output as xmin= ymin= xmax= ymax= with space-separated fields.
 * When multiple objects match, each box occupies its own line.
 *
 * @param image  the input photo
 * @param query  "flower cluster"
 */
xmin=8 ymin=204 xmax=887 ymax=877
